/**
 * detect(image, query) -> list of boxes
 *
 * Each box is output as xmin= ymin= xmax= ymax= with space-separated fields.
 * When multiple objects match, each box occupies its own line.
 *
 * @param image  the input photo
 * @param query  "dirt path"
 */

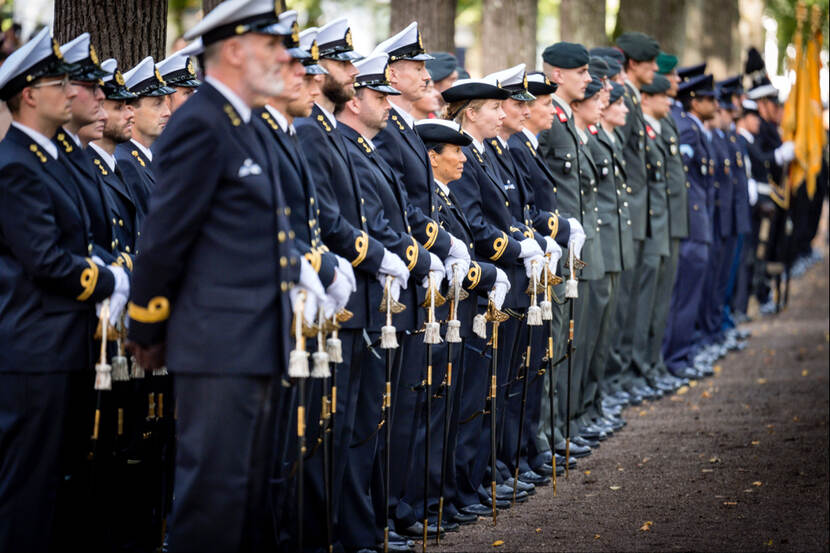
xmin=432 ymin=247 xmax=829 ymax=553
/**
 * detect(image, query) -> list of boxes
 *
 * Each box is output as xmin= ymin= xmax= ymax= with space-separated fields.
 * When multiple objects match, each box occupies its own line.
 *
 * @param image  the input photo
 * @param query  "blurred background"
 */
xmin=0 ymin=0 xmax=827 ymax=101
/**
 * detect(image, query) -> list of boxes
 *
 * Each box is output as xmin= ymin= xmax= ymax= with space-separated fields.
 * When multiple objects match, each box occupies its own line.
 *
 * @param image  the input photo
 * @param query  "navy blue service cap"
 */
xmin=60 ymin=33 xmax=109 ymax=82
xmin=616 ymin=32 xmax=660 ymax=61
xmin=542 ymin=42 xmax=589 ymax=69
xmin=353 ymin=52 xmax=400 ymax=95
xmin=414 ymin=119 xmax=473 ymax=150
xmin=426 ymin=52 xmax=457 ymax=82
xmin=0 ymin=27 xmax=75 ymax=101
xmin=717 ymin=75 xmax=743 ymax=96
xmin=184 ymin=0 xmax=288 ymax=46
xmin=100 ymin=58 xmax=138 ymax=100
xmin=677 ymin=73 xmax=715 ymax=99
xmin=608 ymin=81 xmax=626 ymax=104
xmin=677 ymin=63 xmax=706 ymax=82
xmin=641 ymin=74 xmax=670 ymax=95
xmin=441 ymin=77 xmax=511 ymax=104
xmin=374 ymin=22 xmax=433 ymax=62
xmin=526 ymin=71 xmax=558 ymax=95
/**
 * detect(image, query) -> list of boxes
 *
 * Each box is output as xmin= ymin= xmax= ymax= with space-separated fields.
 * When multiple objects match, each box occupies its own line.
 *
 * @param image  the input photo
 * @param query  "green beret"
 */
xmin=426 ymin=52 xmax=457 ymax=82
xmin=608 ymin=81 xmax=625 ymax=104
xmin=656 ymin=52 xmax=678 ymax=74
xmin=616 ymin=32 xmax=660 ymax=61
xmin=641 ymin=74 xmax=670 ymax=95
xmin=603 ymin=57 xmax=622 ymax=78
xmin=589 ymin=56 xmax=609 ymax=79
xmin=542 ymin=42 xmax=589 ymax=69
xmin=581 ymin=76 xmax=603 ymax=100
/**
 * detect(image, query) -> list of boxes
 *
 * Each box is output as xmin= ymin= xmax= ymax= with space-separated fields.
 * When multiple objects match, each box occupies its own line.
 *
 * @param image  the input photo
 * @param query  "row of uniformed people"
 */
xmin=0 ymin=1 xmax=788 ymax=551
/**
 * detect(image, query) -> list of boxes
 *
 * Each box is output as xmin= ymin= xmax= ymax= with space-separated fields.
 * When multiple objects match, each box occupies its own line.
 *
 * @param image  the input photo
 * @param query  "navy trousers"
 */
xmin=664 ymin=239 xmax=711 ymax=372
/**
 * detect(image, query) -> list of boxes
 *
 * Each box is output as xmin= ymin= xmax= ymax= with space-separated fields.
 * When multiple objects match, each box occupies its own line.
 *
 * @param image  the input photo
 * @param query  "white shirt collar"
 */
xmin=89 ymin=142 xmax=116 ymax=171
xmin=434 ymin=178 xmax=449 ymax=197
xmin=643 ymin=113 xmax=661 ymax=134
xmin=552 ymin=93 xmax=572 ymax=119
xmin=130 ymin=138 xmax=154 ymax=161
xmin=521 ymin=127 xmax=539 ymax=149
xmin=358 ymin=133 xmax=376 ymax=151
xmin=625 ymin=77 xmax=641 ymax=103
xmin=12 ymin=121 xmax=58 ymax=159
xmin=317 ymin=102 xmax=337 ymax=128
xmin=265 ymin=104 xmax=295 ymax=135
xmin=602 ymin=124 xmax=616 ymax=143
xmin=206 ymin=75 xmax=252 ymax=124
xmin=687 ymin=112 xmax=711 ymax=140
xmin=497 ymin=136 xmax=508 ymax=149
xmin=65 ymin=129 xmax=81 ymax=147
xmin=575 ymin=126 xmax=588 ymax=144
xmin=391 ymin=103 xmax=415 ymax=129
xmin=472 ymin=138 xmax=485 ymax=154
xmin=737 ymin=127 xmax=754 ymax=143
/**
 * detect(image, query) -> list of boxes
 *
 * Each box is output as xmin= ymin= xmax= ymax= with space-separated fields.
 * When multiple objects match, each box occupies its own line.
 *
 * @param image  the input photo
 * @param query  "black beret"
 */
xmin=589 ymin=56 xmax=609 ymax=79
xmin=542 ymin=42 xmax=589 ymax=69
xmin=441 ymin=79 xmax=511 ymax=103
xmin=603 ymin=57 xmax=622 ymax=78
xmin=616 ymin=32 xmax=660 ymax=61
xmin=426 ymin=52 xmax=458 ymax=82
xmin=581 ymin=76 xmax=603 ymax=100
xmin=608 ymin=81 xmax=626 ymax=104
xmin=590 ymin=46 xmax=624 ymax=65
xmin=414 ymin=119 xmax=473 ymax=149
xmin=641 ymin=74 xmax=670 ymax=94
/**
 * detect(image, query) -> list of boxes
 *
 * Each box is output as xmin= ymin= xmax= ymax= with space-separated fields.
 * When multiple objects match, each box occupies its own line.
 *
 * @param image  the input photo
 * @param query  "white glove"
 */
xmin=335 ymin=255 xmax=356 ymax=292
xmin=106 ymin=265 xmax=129 ymax=327
xmin=378 ymin=248 xmax=410 ymax=291
xmin=747 ymin=178 xmax=759 ymax=206
xmin=518 ymin=237 xmax=544 ymax=259
xmin=324 ymin=268 xmax=353 ymax=316
xmin=445 ymin=235 xmax=471 ymax=282
xmin=494 ymin=267 xmax=511 ymax=293
xmin=774 ymin=141 xmax=795 ymax=165
xmin=490 ymin=280 xmax=508 ymax=311
xmin=547 ymin=241 xmax=563 ymax=274
xmin=523 ymin=254 xmax=544 ymax=280
xmin=422 ymin=253 xmax=445 ymax=288
xmin=290 ymin=257 xmax=327 ymax=324
xmin=567 ymin=218 xmax=586 ymax=259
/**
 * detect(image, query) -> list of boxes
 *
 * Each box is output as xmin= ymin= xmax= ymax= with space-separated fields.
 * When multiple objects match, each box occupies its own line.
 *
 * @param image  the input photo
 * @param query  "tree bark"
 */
xmin=560 ymin=0 xmax=606 ymax=47
xmin=390 ymin=0 xmax=455 ymax=53
xmin=54 ymin=0 xmax=167 ymax=69
xmin=616 ymin=0 xmax=687 ymax=57
xmin=480 ymin=0 xmax=536 ymax=74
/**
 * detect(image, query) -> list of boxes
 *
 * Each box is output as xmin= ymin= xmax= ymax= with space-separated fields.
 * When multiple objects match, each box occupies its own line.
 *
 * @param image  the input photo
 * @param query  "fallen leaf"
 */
xmin=676 ymin=385 xmax=689 ymax=395
xmin=535 ymin=528 xmax=542 ymax=533
xmin=617 ymin=467 xmax=625 ymax=472
xmin=723 ymin=501 xmax=738 ymax=506
xmin=751 ymin=440 xmax=760 ymax=446
xmin=492 ymin=540 xmax=504 ymax=547
xmin=642 ymin=457 xmax=650 ymax=464
xmin=767 ymin=539 xmax=774 ymax=546
xmin=744 ymin=489 xmax=753 ymax=493
xmin=752 ymin=481 xmax=763 ymax=487
xmin=609 ymin=485 xmax=621 ymax=491
xmin=670 ymin=395 xmax=684 ymax=402
xmin=639 ymin=410 xmax=647 ymax=416
xmin=713 ymin=364 xmax=722 ymax=374
xmin=594 ymin=534 xmax=601 ymax=539
xmin=766 ymin=424 xmax=775 ymax=429
xmin=701 ymin=468 xmax=714 ymax=473
xmin=689 ymin=380 xmax=698 ymax=388
xmin=709 ymin=457 xmax=721 ymax=463
xmin=743 ymin=404 xmax=751 ymax=409
xmin=793 ymin=416 xmax=800 ymax=422
xmin=756 ymin=378 xmax=767 ymax=384
xmin=802 ymin=369 xmax=809 ymax=376
xmin=583 ymin=470 xmax=591 ymax=475
xmin=639 ymin=521 xmax=653 ymax=531
xmin=701 ymin=390 xmax=712 ymax=398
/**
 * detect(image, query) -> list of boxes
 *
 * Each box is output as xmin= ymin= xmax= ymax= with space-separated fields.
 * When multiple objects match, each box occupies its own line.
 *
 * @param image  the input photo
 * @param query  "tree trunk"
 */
xmin=699 ymin=0 xmax=740 ymax=75
xmin=560 ymin=0 xmax=606 ymax=47
xmin=480 ymin=0 xmax=536 ymax=74
xmin=390 ymin=0 xmax=455 ymax=53
xmin=202 ymin=0 xmax=286 ymax=14
xmin=54 ymin=0 xmax=167 ymax=69
xmin=615 ymin=0 xmax=687 ymax=57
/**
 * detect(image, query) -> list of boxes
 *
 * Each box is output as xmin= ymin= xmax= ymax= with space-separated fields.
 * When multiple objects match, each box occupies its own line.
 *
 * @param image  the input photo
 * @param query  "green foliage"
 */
xmin=766 ymin=0 xmax=829 ymax=70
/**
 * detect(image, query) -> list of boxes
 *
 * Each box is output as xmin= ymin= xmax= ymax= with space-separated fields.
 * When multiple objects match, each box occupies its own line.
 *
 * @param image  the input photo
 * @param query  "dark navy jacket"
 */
xmin=338 ymin=122 xmax=431 ymax=331
xmin=127 ymin=82 xmax=300 ymax=377
xmin=677 ymin=113 xmax=714 ymax=244
xmin=507 ymin=131 xmax=571 ymax=248
xmin=86 ymin=146 xmax=140 ymax=260
xmin=373 ymin=107 xmax=453 ymax=258
xmin=115 ymin=140 xmax=154 ymax=218
xmin=294 ymin=104 xmax=385 ymax=330
xmin=711 ymin=129 xmax=735 ymax=238
xmin=1 ymin=125 xmax=115 ymax=372
xmin=727 ymin=130 xmax=752 ymax=235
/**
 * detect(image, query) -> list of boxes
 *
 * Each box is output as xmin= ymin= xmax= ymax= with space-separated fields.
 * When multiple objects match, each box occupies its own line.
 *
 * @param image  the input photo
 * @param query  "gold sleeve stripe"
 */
xmin=304 ymin=249 xmax=322 ymax=272
xmin=523 ymin=227 xmax=534 ymax=239
xmin=128 ymin=297 xmax=170 ymax=324
xmin=548 ymin=215 xmax=559 ymax=239
xmin=352 ymin=231 xmax=368 ymax=267
xmin=76 ymin=258 xmax=99 ymax=301
xmin=467 ymin=261 xmax=482 ymax=289
xmin=423 ymin=221 xmax=439 ymax=250
xmin=116 ymin=252 xmax=133 ymax=271
xmin=405 ymin=237 xmax=419 ymax=271
xmin=489 ymin=232 xmax=508 ymax=261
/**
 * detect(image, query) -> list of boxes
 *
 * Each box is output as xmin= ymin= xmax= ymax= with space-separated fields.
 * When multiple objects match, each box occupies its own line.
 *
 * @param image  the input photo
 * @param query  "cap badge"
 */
xmin=186 ymin=59 xmax=195 ymax=76
xmin=384 ymin=64 xmax=391 ymax=83
xmin=417 ymin=31 xmax=423 ymax=49
xmin=89 ymin=45 xmax=99 ymax=65
xmin=345 ymin=29 xmax=353 ymax=48
xmin=52 ymin=39 xmax=63 ymax=60
xmin=291 ymin=22 xmax=300 ymax=44
xmin=154 ymin=67 xmax=166 ymax=85
xmin=115 ymin=71 xmax=126 ymax=86
xmin=311 ymin=40 xmax=320 ymax=62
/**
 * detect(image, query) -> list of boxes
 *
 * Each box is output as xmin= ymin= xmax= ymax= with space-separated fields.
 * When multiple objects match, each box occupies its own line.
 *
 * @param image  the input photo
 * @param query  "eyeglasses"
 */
xmin=31 ymin=76 xmax=71 ymax=90
xmin=71 ymin=80 xmax=102 ymax=92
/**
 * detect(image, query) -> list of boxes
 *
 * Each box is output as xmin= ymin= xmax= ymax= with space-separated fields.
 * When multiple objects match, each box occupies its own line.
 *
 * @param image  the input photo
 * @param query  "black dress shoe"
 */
xmin=555 ymin=441 xmax=591 ymax=458
xmin=460 ymin=503 xmax=492 ymax=516
xmin=372 ymin=541 xmax=412 ymax=553
xmin=448 ymin=511 xmax=478 ymax=525
xmin=399 ymin=521 xmax=443 ymax=538
xmin=437 ymin=521 xmax=459 ymax=532
xmin=670 ymin=366 xmax=698 ymax=380
xmin=387 ymin=530 xmax=413 ymax=546
xmin=505 ymin=477 xmax=536 ymax=495
xmin=518 ymin=470 xmax=549 ymax=485
xmin=555 ymin=453 xmax=578 ymax=468
xmin=572 ymin=435 xmax=599 ymax=448
xmin=482 ymin=494 xmax=514 ymax=508
xmin=532 ymin=462 xmax=554 ymax=475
